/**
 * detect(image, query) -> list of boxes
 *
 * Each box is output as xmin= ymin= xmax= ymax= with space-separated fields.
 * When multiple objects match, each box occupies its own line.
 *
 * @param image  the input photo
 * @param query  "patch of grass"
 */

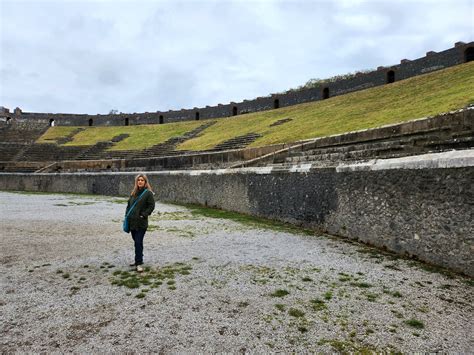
xmin=110 ymin=198 xmax=128 ymax=204
xmin=317 ymin=338 xmax=377 ymax=353
xmin=36 ymin=126 xmax=83 ymax=144
xmin=40 ymin=120 xmax=206 ymax=151
xmin=462 ymin=279 xmax=474 ymax=287
xmin=182 ymin=203 xmax=316 ymax=235
xmin=310 ymin=298 xmax=327 ymax=311
xmin=288 ymin=308 xmax=305 ymax=318
xmin=324 ymin=291 xmax=333 ymax=300
xmin=417 ymin=306 xmax=430 ymax=313
xmin=298 ymin=326 xmax=308 ymax=333
xmin=339 ymin=275 xmax=352 ymax=282
xmin=391 ymin=310 xmax=404 ymax=319
xmin=275 ymin=304 xmax=285 ymax=311
xmin=151 ymin=211 xmax=196 ymax=221
xmin=365 ymin=293 xmax=379 ymax=302
xmin=409 ymin=261 xmax=456 ymax=278
xmin=350 ymin=282 xmax=372 ymax=288
xmin=384 ymin=263 xmax=402 ymax=271
xmin=302 ymin=276 xmax=312 ymax=282
xmin=135 ymin=293 xmax=146 ymax=299
xmin=110 ymin=262 xmax=193 ymax=291
xmin=62 ymin=273 xmax=70 ymax=279
xmin=270 ymin=289 xmax=290 ymax=297
xmin=404 ymin=318 xmax=425 ymax=329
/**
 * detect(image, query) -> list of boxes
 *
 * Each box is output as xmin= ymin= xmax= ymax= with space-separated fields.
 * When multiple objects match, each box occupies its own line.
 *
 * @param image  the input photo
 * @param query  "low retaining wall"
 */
xmin=1 ymin=150 xmax=472 ymax=276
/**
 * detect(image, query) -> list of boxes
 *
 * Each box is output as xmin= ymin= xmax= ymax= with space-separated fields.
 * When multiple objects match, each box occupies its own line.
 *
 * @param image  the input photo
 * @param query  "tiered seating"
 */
xmin=0 ymin=124 xmax=49 ymax=162
xmin=0 ymin=124 xmax=48 ymax=143
xmin=13 ymin=144 xmax=90 ymax=162
xmin=211 ymin=132 xmax=262 ymax=151
xmin=262 ymin=119 xmax=474 ymax=168
xmin=0 ymin=143 xmax=28 ymax=161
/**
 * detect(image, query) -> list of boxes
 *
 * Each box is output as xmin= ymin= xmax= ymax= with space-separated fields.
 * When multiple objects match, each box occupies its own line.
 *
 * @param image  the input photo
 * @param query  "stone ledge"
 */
xmin=2 ymin=150 xmax=472 ymax=177
xmin=336 ymin=149 xmax=474 ymax=172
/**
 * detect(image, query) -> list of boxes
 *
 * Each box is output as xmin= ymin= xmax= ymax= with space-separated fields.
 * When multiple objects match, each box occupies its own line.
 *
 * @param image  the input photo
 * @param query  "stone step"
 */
xmin=289 ymin=132 xmax=449 ymax=158
xmin=286 ymin=145 xmax=427 ymax=164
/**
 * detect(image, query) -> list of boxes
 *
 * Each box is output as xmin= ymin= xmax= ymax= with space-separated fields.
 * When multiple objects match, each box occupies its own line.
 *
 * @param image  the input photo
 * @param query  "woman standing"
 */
xmin=125 ymin=174 xmax=155 ymax=272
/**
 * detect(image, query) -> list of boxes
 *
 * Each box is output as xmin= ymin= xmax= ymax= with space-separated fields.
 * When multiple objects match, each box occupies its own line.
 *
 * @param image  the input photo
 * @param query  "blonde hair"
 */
xmin=131 ymin=174 xmax=153 ymax=196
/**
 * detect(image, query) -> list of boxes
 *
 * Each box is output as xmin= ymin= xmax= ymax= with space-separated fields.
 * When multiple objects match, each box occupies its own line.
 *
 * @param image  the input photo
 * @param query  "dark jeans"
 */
xmin=131 ymin=229 xmax=146 ymax=265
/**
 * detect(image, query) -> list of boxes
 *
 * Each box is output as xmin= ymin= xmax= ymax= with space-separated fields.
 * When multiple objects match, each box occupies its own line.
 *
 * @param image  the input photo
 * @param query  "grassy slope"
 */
xmin=36 ymin=62 xmax=474 ymax=152
xmin=38 ymin=120 xmax=207 ymax=151
xmin=178 ymin=61 xmax=474 ymax=151
xmin=37 ymin=126 xmax=81 ymax=143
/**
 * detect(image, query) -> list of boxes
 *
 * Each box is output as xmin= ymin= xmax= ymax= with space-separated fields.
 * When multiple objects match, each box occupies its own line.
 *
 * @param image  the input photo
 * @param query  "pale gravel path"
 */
xmin=0 ymin=191 xmax=472 ymax=353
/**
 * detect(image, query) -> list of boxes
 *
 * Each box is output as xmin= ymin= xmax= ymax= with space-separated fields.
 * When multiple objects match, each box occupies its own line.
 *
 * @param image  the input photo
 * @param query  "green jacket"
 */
xmin=125 ymin=189 xmax=155 ymax=231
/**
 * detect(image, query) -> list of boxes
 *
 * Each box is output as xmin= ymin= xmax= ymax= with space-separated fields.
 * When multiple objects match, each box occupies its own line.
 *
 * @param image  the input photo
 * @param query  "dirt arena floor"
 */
xmin=1 ymin=191 xmax=473 ymax=353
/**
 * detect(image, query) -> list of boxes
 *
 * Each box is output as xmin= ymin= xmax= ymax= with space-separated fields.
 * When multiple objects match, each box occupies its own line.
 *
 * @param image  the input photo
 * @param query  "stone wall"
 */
xmin=2 ymin=42 xmax=472 ymax=127
xmin=1 ymin=150 xmax=472 ymax=276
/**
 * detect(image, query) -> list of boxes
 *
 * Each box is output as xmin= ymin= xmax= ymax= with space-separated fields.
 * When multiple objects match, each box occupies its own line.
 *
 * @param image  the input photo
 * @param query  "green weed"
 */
xmin=404 ymin=319 xmax=425 ymax=329
xmin=275 ymin=304 xmax=285 ymax=311
xmin=350 ymin=282 xmax=372 ymax=288
xmin=310 ymin=298 xmax=327 ymax=311
xmin=270 ymin=289 xmax=290 ymax=297
xmin=288 ymin=308 xmax=305 ymax=318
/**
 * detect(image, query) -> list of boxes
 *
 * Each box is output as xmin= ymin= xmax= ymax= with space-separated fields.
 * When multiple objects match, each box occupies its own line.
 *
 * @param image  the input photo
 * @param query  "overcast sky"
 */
xmin=0 ymin=0 xmax=473 ymax=114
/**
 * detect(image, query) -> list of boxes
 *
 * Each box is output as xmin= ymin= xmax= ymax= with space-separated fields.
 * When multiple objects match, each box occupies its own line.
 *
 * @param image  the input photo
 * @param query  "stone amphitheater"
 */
xmin=1 ymin=43 xmax=473 ymax=352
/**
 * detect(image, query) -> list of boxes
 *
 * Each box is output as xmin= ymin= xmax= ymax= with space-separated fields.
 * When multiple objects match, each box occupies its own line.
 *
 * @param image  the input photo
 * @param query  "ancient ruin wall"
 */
xmin=0 ymin=151 xmax=472 ymax=276
xmin=2 ymin=41 xmax=472 ymax=127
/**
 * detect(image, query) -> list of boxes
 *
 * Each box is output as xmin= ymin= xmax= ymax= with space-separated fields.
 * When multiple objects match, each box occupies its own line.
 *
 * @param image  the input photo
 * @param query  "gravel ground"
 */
xmin=1 ymin=191 xmax=473 ymax=353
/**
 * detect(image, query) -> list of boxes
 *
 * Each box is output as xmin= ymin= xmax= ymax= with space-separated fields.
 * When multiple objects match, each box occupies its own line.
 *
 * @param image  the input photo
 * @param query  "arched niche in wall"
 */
xmin=195 ymin=112 xmax=200 ymax=120
xmin=6 ymin=117 xmax=11 ymax=124
xmin=88 ymin=118 xmax=93 ymax=126
xmin=465 ymin=47 xmax=474 ymax=62
xmin=274 ymin=99 xmax=280 ymax=109
xmin=387 ymin=70 xmax=395 ymax=84
xmin=125 ymin=117 xmax=129 ymax=126
xmin=159 ymin=115 xmax=164 ymax=124
xmin=49 ymin=119 xmax=55 ymax=127
xmin=322 ymin=87 xmax=330 ymax=100
xmin=232 ymin=106 xmax=238 ymax=116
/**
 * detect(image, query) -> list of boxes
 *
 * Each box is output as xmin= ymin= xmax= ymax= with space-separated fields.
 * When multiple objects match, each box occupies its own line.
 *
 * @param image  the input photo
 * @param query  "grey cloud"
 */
xmin=0 ymin=0 xmax=472 ymax=114
xmin=97 ymin=66 xmax=122 ymax=86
